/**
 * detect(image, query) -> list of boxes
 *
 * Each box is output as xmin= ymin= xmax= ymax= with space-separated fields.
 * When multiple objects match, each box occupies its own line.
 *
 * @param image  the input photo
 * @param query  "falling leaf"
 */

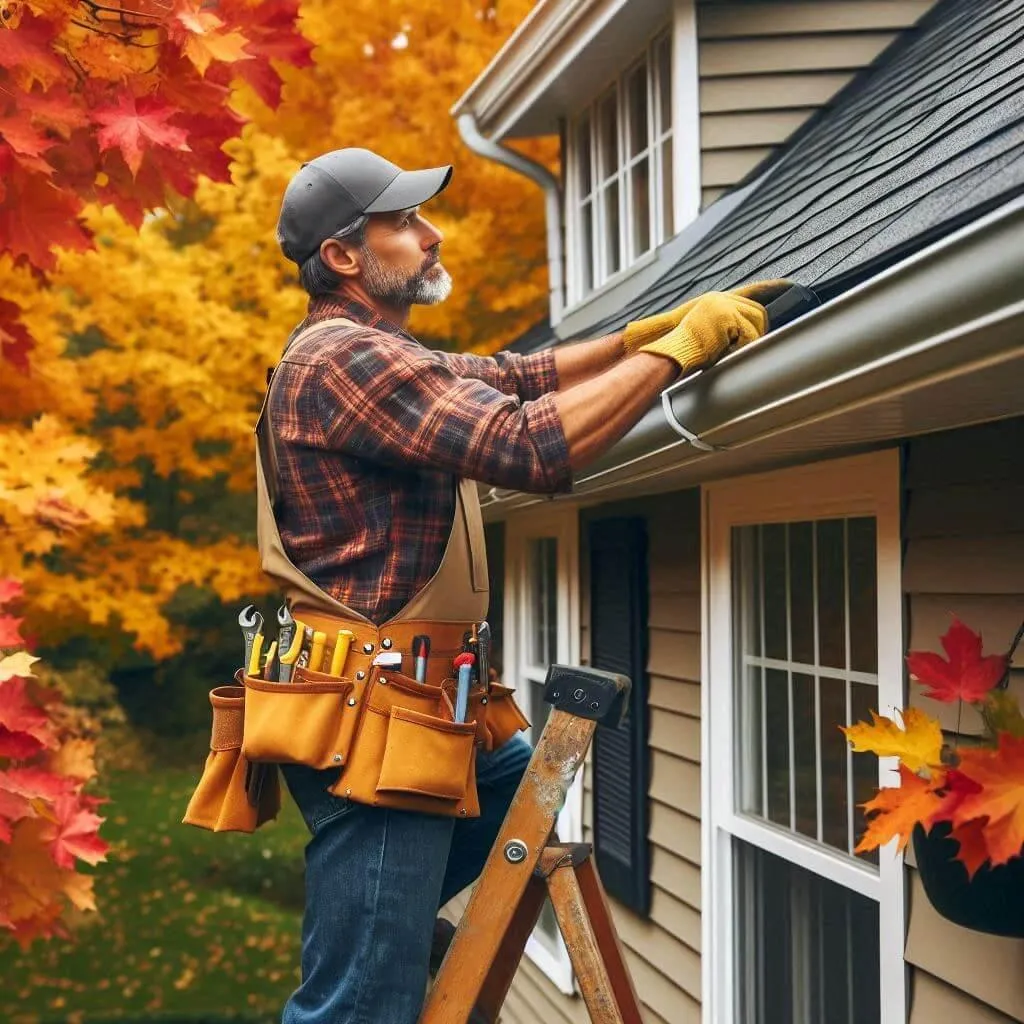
xmin=842 ymin=707 xmax=943 ymax=772
xmin=0 ymin=653 xmax=40 ymax=683
xmin=907 ymin=617 xmax=1008 ymax=703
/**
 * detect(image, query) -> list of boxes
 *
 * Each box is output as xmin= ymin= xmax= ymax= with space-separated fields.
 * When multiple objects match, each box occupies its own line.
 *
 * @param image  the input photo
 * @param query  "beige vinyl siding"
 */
xmin=902 ymin=417 xmax=1024 ymax=1022
xmin=695 ymin=0 xmax=938 ymax=206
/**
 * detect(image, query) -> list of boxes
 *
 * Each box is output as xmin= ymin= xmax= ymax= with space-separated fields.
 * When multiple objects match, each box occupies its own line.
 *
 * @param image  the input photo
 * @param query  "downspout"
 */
xmin=457 ymin=112 xmax=564 ymax=325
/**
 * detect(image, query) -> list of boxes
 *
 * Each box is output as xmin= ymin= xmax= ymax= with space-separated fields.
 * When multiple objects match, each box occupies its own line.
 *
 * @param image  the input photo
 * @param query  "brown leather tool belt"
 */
xmin=231 ymin=610 xmax=529 ymax=821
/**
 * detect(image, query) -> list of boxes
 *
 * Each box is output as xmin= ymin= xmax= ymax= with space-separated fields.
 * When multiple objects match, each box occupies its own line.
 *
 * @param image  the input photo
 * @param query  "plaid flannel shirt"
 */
xmin=268 ymin=297 xmax=572 ymax=624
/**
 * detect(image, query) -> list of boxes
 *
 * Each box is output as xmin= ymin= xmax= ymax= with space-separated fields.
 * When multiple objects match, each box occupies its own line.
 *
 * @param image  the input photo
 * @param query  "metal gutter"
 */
xmin=479 ymin=194 xmax=1024 ymax=510
xmin=456 ymin=112 xmax=564 ymax=325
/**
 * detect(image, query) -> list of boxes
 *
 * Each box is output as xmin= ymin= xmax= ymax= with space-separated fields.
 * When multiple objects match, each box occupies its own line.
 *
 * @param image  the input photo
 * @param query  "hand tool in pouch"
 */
xmin=329 ymin=629 xmax=356 ymax=676
xmin=238 ymin=605 xmax=264 ymax=675
xmin=477 ymin=621 xmax=492 ymax=694
xmin=276 ymin=605 xmax=302 ymax=683
xmin=452 ymin=652 xmax=475 ymax=723
xmin=309 ymin=630 xmax=327 ymax=672
xmin=413 ymin=634 xmax=431 ymax=684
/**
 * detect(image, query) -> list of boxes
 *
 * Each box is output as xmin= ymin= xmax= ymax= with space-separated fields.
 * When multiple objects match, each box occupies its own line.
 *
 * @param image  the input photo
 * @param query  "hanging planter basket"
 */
xmin=913 ymin=822 xmax=1024 ymax=938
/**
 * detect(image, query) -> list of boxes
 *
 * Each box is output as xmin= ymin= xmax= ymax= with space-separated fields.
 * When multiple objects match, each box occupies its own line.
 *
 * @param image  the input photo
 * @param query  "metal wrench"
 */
xmin=276 ymin=605 xmax=299 ymax=682
xmin=477 ymin=621 xmax=492 ymax=695
xmin=238 ymin=605 xmax=264 ymax=674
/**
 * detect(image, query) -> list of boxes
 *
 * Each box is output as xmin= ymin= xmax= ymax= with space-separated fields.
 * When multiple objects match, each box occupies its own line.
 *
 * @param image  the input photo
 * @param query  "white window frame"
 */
xmin=701 ymin=450 xmax=907 ymax=1024
xmin=505 ymin=505 xmax=582 ymax=995
xmin=565 ymin=26 xmax=675 ymax=305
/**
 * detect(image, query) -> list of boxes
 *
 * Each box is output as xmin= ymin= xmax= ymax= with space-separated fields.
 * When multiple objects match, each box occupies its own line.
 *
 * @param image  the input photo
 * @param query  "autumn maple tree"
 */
xmin=845 ymin=617 xmax=1024 ymax=876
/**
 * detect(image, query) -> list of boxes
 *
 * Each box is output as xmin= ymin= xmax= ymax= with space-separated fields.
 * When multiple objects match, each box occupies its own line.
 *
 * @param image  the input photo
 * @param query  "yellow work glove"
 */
xmin=621 ymin=279 xmax=795 ymax=355
xmin=636 ymin=291 xmax=767 ymax=375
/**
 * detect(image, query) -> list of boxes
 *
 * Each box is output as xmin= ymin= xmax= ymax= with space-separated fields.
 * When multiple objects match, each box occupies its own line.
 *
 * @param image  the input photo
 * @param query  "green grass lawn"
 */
xmin=0 ymin=765 xmax=310 ymax=1023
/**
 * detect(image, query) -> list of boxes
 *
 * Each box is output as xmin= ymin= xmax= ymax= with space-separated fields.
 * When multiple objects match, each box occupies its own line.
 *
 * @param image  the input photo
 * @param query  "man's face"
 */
xmin=358 ymin=208 xmax=452 ymax=307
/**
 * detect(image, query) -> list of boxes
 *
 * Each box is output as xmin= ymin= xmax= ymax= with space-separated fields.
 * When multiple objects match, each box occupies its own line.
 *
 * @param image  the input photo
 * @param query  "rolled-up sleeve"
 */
xmin=316 ymin=332 xmax=573 ymax=495
xmin=435 ymin=347 xmax=559 ymax=401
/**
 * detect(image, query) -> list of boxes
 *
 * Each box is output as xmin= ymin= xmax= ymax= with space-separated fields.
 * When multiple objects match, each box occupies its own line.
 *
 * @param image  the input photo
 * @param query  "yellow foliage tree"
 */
xmin=1 ymin=0 xmax=551 ymax=660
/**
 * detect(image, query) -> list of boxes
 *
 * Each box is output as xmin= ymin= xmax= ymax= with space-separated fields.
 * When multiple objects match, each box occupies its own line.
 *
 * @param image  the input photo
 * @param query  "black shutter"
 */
xmin=589 ymin=516 xmax=651 ymax=917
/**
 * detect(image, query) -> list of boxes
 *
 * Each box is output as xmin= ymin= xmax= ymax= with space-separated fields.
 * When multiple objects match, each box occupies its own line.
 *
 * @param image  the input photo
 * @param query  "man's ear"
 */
xmin=320 ymin=237 xmax=362 ymax=278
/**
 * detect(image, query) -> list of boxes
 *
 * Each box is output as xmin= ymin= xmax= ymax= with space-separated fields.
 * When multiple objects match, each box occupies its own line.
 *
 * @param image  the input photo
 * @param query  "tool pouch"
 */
xmin=331 ymin=669 xmax=480 ymax=818
xmin=242 ymin=668 xmax=356 ymax=769
xmin=482 ymin=683 xmax=532 ymax=752
xmin=182 ymin=679 xmax=281 ymax=833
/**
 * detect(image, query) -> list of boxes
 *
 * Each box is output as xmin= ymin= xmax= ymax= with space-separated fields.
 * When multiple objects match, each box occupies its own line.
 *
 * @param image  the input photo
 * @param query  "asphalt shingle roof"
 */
xmin=512 ymin=0 xmax=1024 ymax=351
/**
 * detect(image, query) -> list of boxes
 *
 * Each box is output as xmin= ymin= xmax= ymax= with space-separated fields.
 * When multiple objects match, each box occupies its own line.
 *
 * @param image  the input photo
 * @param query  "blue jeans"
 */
xmin=280 ymin=733 xmax=532 ymax=1024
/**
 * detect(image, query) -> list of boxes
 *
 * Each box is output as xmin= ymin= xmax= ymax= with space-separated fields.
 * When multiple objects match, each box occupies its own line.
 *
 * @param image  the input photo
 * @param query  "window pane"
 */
xmin=792 ymin=672 xmax=817 ymax=840
xmin=598 ymin=89 xmax=617 ymax=182
xmin=580 ymin=200 xmax=594 ymax=294
xmin=816 ymin=520 xmax=846 ymax=670
xmin=734 ymin=840 xmax=880 ymax=1024
xmin=528 ymin=537 xmax=558 ymax=667
xmin=765 ymin=667 xmax=790 ymax=828
xmin=576 ymin=114 xmax=592 ymax=196
xmin=789 ymin=522 xmax=814 ymax=664
xmin=848 ymin=517 xmax=878 ymax=673
xmin=660 ymin=138 xmax=674 ymax=240
xmin=762 ymin=524 xmax=787 ymax=660
xmin=627 ymin=63 xmax=648 ymax=157
xmin=738 ymin=664 xmax=763 ymax=816
xmin=603 ymin=180 xmax=620 ymax=276
xmin=657 ymin=33 xmax=672 ymax=134
xmin=630 ymin=156 xmax=651 ymax=258
xmin=819 ymin=676 xmax=849 ymax=853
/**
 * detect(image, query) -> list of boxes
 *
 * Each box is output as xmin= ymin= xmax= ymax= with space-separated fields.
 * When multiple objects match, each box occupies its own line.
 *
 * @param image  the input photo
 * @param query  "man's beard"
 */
xmin=360 ymin=247 xmax=453 ymax=306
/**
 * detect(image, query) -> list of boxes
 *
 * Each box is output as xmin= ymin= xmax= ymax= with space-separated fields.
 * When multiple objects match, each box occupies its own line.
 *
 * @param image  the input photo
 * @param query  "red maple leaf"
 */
xmin=948 ymin=818 xmax=991 ymax=879
xmin=0 ymin=615 xmax=25 ymax=647
xmin=0 ymin=12 xmax=65 ymax=87
xmin=906 ymin=617 xmax=1008 ymax=703
xmin=0 ymin=767 xmax=77 ymax=802
xmin=17 ymin=87 xmax=91 ymax=137
xmin=0 ymin=579 xmax=23 ymax=608
xmin=93 ymin=95 xmax=192 ymax=178
xmin=0 ymin=677 xmax=54 ymax=760
xmin=952 ymin=734 xmax=1024 ymax=867
xmin=0 ymin=170 xmax=91 ymax=270
xmin=45 ymin=792 xmax=108 ymax=869
xmin=0 ymin=298 xmax=34 ymax=372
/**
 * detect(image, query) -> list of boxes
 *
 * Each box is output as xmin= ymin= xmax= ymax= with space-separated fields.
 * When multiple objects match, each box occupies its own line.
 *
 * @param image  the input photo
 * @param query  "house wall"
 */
xmin=470 ymin=488 xmax=704 ymax=1024
xmin=902 ymin=417 xmax=1024 ymax=1024
xmin=695 ymin=0 xmax=937 ymax=207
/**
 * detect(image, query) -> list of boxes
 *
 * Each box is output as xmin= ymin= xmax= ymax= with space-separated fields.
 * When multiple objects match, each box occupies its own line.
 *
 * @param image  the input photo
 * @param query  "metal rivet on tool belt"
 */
xmin=356 ymin=671 xmax=365 ymax=680
xmin=459 ymin=809 xmax=467 ymax=816
xmin=480 ymin=697 xmax=488 ymax=705
xmin=345 ymin=789 xmax=352 ymax=797
xmin=381 ymin=637 xmax=392 ymax=649
xmin=378 ymin=677 xmax=387 ymax=685
xmin=333 ymin=754 xmax=343 ymax=764
xmin=362 ymin=642 xmax=374 ymax=654
xmin=347 ymin=698 xmax=357 ymax=707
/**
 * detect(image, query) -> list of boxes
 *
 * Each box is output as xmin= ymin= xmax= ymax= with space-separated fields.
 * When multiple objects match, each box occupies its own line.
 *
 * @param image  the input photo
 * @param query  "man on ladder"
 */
xmin=268 ymin=146 xmax=785 ymax=1024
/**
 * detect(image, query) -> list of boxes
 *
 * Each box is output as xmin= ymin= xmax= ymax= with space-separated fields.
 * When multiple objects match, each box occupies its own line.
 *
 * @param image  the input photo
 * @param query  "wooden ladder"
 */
xmin=420 ymin=664 xmax=644 ymax=1024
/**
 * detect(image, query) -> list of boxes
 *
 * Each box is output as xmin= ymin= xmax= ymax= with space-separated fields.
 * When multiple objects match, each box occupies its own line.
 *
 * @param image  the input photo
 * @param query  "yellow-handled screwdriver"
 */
xmin=309 ymin=630 xmax=327 ymax=672
xmin=329 ymin=629 xmax=356 ymax=676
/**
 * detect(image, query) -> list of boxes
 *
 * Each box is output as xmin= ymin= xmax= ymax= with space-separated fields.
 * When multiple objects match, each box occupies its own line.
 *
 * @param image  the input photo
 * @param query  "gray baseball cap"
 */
xmin=276 ymin=148 xmax=453 ymax=265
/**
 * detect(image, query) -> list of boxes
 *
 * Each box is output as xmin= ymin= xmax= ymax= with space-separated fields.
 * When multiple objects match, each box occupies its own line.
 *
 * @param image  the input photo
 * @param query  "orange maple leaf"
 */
xmin=93 ymin=94 xmax=191 ymax=177
xmin=44 ymin=792 xmax=108 ymax=870
xmin=856 ymin=765 xmax=945 ymax=854
xmin=907 ymin=617 xmax=1008 ymax=703
xmin=951 ymin=734 xmax=1024 ymax=867
xmin=0 ymin=676 xmax=54 ymax=760
xmin=172 ymin=3 xmax=252 ymax=76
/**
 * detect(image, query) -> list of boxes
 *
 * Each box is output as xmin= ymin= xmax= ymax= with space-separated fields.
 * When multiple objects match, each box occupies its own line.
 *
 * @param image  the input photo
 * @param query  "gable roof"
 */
xmin=513 ymin=0 xmax=1024 ymax=352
